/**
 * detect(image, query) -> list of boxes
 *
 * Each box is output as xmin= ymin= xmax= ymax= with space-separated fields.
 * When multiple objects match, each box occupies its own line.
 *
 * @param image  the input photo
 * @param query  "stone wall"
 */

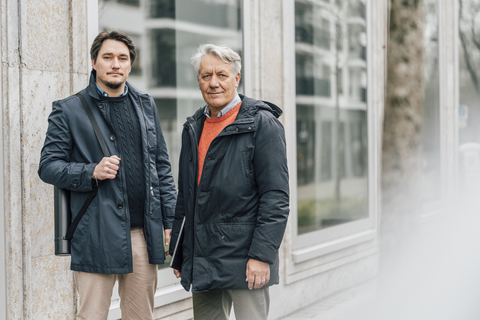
xmin=2 ymin=0 xmax=88 ymax=318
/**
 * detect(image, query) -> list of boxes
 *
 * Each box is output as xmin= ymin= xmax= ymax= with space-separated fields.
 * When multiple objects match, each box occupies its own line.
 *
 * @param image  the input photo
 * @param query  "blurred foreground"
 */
xmin=282 ymin=192 xmax=480 ymax=320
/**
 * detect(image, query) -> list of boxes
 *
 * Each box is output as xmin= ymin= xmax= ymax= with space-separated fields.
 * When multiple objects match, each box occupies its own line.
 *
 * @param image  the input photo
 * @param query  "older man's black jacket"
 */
xmin=169 ymin=94 xmax=289 ymax=293
xmin=38 ymin=71 xmax=177 ymax=274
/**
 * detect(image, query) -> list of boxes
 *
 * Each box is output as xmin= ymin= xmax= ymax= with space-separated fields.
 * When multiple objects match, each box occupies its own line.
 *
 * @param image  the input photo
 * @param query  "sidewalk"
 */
xmin=279 ymin=281 xmax=376 ymax=320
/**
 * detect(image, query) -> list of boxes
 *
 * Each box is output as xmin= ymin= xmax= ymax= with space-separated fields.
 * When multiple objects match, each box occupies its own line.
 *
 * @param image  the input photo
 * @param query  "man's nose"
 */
xmin=112 ymin=57 xmax=120 ymax=68
xmin=209 ymin=76 xmax=219 ymax=87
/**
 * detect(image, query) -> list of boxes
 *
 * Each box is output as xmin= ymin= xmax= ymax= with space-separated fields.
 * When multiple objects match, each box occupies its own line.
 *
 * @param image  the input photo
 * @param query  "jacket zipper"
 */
xmin=186 ymin=117 xmax=199 ymax=288
xmin=187 ymin=117 xmax=199 ymax=186
xmin=139 ymin=97 xmax=153 ymax=217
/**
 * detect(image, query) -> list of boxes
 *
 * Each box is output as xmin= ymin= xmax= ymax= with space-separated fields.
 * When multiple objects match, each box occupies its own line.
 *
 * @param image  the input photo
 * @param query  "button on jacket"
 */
xmin=169 ymin=95 xmax=290 ymax=293
xmin=38 ymin=70 xmax=177 ymax=274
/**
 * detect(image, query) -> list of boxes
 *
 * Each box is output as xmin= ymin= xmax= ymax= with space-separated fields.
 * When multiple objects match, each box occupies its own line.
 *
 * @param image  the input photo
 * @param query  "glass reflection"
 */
xmin=459 ymin=0 xmax=480 ymax=193
xmin=422 ymin=0 xmax=441 ymax=203
xmin=295 ymin=0 xmax=368 ymax=234
xmin=99 ymin=0 xmax=243 ymax=267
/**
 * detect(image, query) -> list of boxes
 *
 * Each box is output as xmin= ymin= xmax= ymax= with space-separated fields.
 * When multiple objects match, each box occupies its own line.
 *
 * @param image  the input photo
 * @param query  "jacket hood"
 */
xmin=87 ymin=69 xmax=147 ymax=100
xmin=239 ymin=94 xmax=283 ymax=118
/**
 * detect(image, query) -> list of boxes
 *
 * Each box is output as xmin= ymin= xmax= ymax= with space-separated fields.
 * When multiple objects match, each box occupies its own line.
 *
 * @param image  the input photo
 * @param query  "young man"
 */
xmin=38 ymin=31 xmax=176 ymax=320
xmin=170 ymin=44 xmax=290 ymax=320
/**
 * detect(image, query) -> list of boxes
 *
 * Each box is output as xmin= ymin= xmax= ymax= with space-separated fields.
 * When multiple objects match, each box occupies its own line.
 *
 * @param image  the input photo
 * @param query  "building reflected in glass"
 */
xmin=295 ymin=0 xmax=368 ymax=234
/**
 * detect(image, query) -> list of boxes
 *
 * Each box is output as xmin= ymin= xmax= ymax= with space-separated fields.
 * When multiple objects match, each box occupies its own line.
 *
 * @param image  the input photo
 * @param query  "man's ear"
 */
xmin=91 ymin=58 xmax=96 ymax=70
xmin=235 ymin=73 xmax=241 ymax=87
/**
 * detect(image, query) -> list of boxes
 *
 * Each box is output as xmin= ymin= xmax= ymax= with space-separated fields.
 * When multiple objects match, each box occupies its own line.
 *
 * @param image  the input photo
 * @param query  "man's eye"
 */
xmin=219 ymin=74 xmax=227 ymax=78
xmin=203 ymin=75 xmax=210 ymax=79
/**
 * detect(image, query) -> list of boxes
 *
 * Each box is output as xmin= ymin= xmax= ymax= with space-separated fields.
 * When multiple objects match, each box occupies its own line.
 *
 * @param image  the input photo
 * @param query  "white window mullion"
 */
xmin=0 ymin=38 xmax=7 ymax=320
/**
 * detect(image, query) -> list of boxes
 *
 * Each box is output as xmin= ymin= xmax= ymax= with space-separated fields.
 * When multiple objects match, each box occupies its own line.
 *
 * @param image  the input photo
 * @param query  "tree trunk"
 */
xmin=381 ymin=0 xmax=425 ymax=258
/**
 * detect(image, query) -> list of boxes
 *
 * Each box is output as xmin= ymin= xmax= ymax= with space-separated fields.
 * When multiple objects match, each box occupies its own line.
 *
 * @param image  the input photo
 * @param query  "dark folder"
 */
xmin=169 ymin=217 xmax=185 ymax=270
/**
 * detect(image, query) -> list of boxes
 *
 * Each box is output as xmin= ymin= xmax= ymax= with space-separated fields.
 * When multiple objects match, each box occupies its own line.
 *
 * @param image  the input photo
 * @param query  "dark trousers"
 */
xmin=192 ymin=287 xmax=270 ymax=320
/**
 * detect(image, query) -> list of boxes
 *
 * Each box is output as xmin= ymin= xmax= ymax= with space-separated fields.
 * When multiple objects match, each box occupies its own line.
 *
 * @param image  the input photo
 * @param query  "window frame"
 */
xmin=284 ymin=0 xmax=382 ymax=277
xmin=418 ymin=0 xmax=461 ymax=223
xmin=0 ymin=39 xmax=6 ymax=320
xmin=421 ymin=0 xmax=445 ymax=217
xmin=439 ymin=0 xmax=459 ymax=213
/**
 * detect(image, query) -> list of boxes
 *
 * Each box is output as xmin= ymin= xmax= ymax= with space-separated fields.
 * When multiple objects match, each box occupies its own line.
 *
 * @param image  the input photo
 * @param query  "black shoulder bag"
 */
xmin=54 ymin=93 xmax=110 ymax=256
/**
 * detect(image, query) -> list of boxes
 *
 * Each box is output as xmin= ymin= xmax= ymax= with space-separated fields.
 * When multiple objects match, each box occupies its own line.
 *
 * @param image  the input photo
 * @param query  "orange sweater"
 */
xmin=198 ymin=102 xmax=242 ymax=184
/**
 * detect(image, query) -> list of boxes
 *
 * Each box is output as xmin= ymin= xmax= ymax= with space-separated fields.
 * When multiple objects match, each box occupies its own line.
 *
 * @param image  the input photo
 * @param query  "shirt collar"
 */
xmin=96 ymin=83 xmax=128 ymax=97
xmin=204 ymin=94 xmax=241 ymax=118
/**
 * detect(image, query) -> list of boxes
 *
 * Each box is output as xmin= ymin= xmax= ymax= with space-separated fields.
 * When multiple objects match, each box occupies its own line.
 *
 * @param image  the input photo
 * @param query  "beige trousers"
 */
xmin=74 ymin=228 xmax=158 ymax=320
xmin=192 ymin=287 xmax=270 ymax=320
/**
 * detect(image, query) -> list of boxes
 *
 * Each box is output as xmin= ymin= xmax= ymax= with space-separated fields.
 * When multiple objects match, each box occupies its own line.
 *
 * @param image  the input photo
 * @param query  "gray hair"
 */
xmin=191 ymin=44 xmax=242 ymax=76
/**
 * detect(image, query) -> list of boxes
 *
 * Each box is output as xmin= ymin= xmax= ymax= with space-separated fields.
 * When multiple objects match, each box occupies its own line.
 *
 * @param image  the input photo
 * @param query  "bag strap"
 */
xmin=76 ymin=93 xmax=110 ymax=158
xmin=64 ymin=93 xmax=111 ymax=240
xmin=64 ymin=190 xmax=98 ymax=240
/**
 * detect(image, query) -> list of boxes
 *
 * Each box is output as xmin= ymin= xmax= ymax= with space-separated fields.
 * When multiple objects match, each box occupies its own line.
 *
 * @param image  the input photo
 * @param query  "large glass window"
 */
xmin=459 ymin=0 xmax=480 ymax=193
xmin=98 ymin=0 xmax=243 ymax=308
xmin=295 ymin=0 xmax=368 ymax=235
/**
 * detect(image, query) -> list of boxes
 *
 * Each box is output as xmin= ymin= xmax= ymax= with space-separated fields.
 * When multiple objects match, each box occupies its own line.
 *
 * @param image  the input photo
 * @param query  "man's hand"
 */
xmin=93 ymin=155 xmax=121 ymax=180
xmin=173 ymin=269 xmax=181 ymax=278
xmin=246 ymin=258 xmax=270 ymax=290
xmin=164 ymin=229 xmax=172 ymax=256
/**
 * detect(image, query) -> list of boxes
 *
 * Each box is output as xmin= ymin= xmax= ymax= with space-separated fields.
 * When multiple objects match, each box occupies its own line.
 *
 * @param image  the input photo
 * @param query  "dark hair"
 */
xmin=90 ymin=31 xmax=137 ymax=65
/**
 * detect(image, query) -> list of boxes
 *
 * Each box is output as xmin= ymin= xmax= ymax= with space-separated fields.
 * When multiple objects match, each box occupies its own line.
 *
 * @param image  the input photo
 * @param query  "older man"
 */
xmin=169 ymin=44 xmax=289 ymax=320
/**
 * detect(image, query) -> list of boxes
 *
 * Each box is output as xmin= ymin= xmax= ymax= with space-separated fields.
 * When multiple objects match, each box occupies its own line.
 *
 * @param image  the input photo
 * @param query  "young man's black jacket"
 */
xmin=38 ymin=70 xmax=177 ymax=274
xmin=169 ymin=94 xmax=290 ymax=293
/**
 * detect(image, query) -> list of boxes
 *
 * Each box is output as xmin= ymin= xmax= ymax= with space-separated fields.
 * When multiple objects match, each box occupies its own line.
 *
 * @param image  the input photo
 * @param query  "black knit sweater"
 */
xmin=101 ymin=94 xmax=145 ymax=228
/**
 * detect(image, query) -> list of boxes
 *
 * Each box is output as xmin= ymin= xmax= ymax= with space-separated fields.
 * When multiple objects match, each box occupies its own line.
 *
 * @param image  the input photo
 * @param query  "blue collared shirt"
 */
xmin=96 ymin=83 xmax=129 ymax=97
xmin=204 ymin=94 xmax=241 ymax=118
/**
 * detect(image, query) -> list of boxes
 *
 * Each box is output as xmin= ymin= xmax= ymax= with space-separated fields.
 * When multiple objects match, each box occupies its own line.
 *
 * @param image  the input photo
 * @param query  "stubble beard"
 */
xmin=104 ymin=79 xmax=123 ymax=90
xmin=98 ymin=75 xmax=124 ymax=90
xmin=105 ymin=81 xmax=123 ymax=90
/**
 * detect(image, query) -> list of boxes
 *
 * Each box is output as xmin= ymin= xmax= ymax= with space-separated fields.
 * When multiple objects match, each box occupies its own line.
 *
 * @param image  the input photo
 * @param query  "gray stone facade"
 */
xmin=2 ymin=0 xmax=88 ymax=318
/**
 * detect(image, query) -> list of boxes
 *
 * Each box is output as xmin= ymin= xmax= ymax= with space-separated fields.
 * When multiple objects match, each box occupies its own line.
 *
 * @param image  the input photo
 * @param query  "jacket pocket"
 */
xmin=217 ymin=222 xmax=256 ymax=258
xmin=147 ymin=127 xmax=157 ymax=151
xmin=241 ymin=150 xmax=253 ymax=195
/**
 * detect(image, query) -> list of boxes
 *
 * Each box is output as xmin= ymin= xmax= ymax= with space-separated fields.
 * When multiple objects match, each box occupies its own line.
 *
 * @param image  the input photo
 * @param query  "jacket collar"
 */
xmin=186 ymin=94 xmax=283 ymax=131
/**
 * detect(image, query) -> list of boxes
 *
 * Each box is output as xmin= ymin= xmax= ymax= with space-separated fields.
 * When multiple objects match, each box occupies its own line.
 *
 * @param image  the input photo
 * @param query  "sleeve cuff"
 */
xmin=70 ymin=163 xmax=97 ymax=192
xmin=162 ymin=206 xmax=175 ymax=229
xmin=84 ymin=163 xmax=97 ymax=191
